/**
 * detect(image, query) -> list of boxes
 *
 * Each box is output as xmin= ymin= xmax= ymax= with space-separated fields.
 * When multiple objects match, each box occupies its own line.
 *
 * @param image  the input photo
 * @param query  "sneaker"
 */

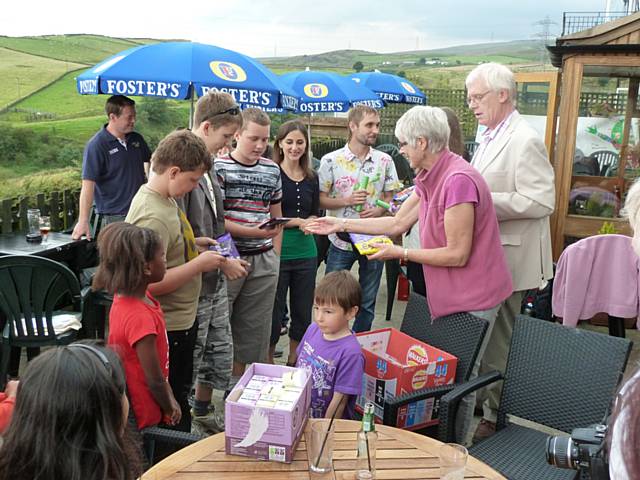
xmin=191 ymin=408 xmax=225 ymax=436
xmin=472 ymin=419 xmax=496 ymax=444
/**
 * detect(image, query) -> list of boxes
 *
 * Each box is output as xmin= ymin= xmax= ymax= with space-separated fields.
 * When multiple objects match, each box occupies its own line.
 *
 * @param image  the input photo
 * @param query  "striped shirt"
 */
xmin=215 ymin=154 xmax=282 ymax=254
xmin=472 ymin=109 xmax=516 ymax=168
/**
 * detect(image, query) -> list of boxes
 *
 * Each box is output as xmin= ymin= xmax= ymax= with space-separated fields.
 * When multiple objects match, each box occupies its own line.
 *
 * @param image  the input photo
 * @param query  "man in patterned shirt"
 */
xmin=318 ymin=105 xmax=401 ymax=332
xmin=214 ymin=108 xmax=283 ymax=380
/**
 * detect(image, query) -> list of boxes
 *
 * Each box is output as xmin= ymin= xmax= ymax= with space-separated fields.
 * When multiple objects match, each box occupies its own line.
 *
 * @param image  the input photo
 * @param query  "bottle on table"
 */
xmin=356 ymin=402 xmax=378 ymax=480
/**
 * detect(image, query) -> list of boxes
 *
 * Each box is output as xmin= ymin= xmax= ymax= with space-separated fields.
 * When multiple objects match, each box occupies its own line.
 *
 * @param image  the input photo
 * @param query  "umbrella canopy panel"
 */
xmin=280 ymin=70 xmax=384 ymax=114
xmin=350 ymin=72 xmax=427 ymax=105
xmin=76 ymin=42 xmax=298 ymax=111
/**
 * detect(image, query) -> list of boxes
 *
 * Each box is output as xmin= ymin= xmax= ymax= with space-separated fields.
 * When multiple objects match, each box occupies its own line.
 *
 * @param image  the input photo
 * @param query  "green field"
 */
xmin=0 ymin=34 xmax=143 ymax=64
xmin=16 ymin=70 xmax=108 ymax=118
xmin=12 ymin=115 xmax=105 ymax=144
xmin=0 ymin=47 xmax=86 ymax=108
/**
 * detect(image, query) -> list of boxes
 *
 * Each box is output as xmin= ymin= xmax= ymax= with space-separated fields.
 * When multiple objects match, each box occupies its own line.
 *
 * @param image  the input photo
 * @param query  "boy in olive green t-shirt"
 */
xmin=126 ymin=130 xmax=226 ymax=431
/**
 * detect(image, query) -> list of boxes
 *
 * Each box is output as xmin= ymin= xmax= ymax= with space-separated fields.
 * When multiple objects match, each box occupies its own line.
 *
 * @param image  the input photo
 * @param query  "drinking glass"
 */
xmin=439 ymin=443 xmax=468 ymax=480
xmin=39 ymin=216 xmax=51 ymax=244
xmin=308 ymin=420 xmax=334 ymax=474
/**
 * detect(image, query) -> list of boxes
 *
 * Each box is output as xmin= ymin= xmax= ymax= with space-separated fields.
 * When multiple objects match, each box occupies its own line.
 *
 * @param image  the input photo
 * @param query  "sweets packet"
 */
xmin=349 ymin=233 xmax=393 ymax=255
xmin=210 ymin=232 xmax=240 ymax=258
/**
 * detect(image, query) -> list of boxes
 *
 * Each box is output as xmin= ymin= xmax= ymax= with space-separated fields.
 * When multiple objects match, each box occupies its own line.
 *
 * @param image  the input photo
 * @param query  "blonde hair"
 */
xmin=240 ymin=108 xmax=270 ymax=131
xmin=193 ymin=91 xmax=242 ymax=130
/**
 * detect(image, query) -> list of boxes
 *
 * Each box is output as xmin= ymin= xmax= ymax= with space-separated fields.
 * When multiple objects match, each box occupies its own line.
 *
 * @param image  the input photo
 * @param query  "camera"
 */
xmin=546 ymin=424 xmax=609 ymax=479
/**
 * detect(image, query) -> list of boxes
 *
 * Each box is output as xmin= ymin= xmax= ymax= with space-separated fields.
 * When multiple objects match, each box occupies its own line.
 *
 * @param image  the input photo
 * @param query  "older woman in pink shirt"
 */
xmin=307 ymin=106 xmax=512 ymax=444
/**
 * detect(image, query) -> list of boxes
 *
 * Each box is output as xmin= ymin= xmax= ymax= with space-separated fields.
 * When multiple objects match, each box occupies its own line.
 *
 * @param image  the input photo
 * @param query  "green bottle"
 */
xmin=356 ymin=402 xmax=378 ymax=479
xmin=354 ymin=175 xmax=369 ymax=213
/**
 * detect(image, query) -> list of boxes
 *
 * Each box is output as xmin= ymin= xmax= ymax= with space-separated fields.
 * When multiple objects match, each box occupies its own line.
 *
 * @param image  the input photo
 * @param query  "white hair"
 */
xmin=622 ymin=178 xmax=640 ymax=256
xmin=394 ymin=106 xmax=450 ymax=154
xmin=466 ymin=62 xmax=517 ymax=105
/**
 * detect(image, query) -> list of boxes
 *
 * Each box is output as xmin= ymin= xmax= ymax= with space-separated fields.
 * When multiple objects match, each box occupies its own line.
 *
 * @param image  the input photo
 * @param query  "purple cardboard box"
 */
xmin=225 ymin=363 xmax=311 ymax=463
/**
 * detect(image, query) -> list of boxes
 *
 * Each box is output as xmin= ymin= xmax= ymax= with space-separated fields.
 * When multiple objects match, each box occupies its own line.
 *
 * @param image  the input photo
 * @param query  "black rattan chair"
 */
xmin=140 ymin=425 xmax=203 ymax=466
xmin=382 ymin=292 xmax=488 ymax=437
xmin=438 ymin=315 xmax=632 ymax=480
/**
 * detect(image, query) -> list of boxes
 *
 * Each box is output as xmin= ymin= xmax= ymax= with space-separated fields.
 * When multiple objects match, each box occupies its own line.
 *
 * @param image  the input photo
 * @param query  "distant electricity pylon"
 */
xmin=532 ymin=15 xmax=558 ymax=67
xmin=625 ymin=0 xmax=640 ymax=13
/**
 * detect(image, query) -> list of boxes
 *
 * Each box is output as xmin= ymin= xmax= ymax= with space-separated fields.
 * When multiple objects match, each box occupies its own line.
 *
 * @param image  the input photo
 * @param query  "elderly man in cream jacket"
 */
xmin=466 ymin=62 xmax=555 ymax=443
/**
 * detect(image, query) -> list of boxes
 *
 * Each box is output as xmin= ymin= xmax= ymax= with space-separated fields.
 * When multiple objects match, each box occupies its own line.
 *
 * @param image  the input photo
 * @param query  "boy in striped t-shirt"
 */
xmin=214 ymin=108 xmax=283 ymax=383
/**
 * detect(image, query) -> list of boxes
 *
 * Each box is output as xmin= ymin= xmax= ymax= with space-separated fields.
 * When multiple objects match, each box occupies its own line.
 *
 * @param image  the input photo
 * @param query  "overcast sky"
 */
xmin=1 ymin=0 xmax=630 ymax=57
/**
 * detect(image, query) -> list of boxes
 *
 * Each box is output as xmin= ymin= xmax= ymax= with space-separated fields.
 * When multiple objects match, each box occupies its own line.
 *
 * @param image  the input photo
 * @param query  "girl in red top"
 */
xmin=94 ymin=222 xmax=181 ymax=429
xmin=0 ymin=380 xmax=18 ymax=434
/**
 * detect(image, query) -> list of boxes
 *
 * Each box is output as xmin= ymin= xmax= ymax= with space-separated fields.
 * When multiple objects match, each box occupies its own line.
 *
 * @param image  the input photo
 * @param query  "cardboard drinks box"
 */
xmin=225 ymin=363 xmax=311 ymax=463
xmin=356 ymin=328 xmax=457 ymax=430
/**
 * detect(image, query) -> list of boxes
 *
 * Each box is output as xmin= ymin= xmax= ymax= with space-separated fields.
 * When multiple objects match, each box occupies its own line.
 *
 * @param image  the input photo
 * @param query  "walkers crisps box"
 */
xmin=356 ymin=328 xmax=457 ymax=430
xmin=225 ymin=363 xmax=311 ymax=463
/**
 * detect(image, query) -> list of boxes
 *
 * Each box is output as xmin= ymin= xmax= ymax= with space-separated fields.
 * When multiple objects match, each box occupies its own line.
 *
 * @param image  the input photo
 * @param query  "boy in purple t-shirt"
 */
xmin=296 ymin=270 xmax=364 ymax=419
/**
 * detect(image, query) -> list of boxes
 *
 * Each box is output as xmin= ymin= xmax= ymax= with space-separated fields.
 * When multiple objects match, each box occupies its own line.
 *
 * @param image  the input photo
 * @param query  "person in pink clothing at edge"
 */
xmin=307 ymin=105 xmax=512 ymax=445
xmin=606 ymin=178 xmax=640 ymax=480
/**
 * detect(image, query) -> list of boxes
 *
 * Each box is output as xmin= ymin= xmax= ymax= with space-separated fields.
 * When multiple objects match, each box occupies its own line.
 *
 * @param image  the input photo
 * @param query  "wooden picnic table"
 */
xmin=142 ymin=419 xmax=506 ymax=479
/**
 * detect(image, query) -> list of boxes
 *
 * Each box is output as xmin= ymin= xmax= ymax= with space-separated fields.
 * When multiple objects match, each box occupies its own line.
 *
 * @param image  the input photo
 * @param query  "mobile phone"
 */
xmin=258 ymin=217 xmax=291 ymax=229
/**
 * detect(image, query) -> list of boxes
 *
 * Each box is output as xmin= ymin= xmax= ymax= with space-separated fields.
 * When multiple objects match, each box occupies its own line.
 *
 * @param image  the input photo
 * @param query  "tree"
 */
xmin=397 ymin=71 xmax=406 ymax=78
xmin=418 ymin=57 xmax=426 ymax=65
xmin=353 ymin=61 xmax=364 ymax=72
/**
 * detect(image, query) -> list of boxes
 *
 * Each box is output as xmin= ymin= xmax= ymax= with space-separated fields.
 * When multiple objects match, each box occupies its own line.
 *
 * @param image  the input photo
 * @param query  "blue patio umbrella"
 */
xmin=76 ymin=41 xmax=299 ymax=113
xmin=280 ymin=70 xmax=384 ymax=114
xmin=350 ymin=71 xmax=427 ymax=105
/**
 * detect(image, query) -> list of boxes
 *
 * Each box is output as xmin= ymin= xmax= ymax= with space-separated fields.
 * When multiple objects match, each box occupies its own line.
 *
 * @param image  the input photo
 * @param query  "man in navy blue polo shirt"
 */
xmin=71 ymin=95 xmax=151 ymax=240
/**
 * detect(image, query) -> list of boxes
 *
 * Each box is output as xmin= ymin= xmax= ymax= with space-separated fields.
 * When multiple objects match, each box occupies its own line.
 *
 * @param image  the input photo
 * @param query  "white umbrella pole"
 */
xmin=308 ymin=113 xmax=312 ymax=159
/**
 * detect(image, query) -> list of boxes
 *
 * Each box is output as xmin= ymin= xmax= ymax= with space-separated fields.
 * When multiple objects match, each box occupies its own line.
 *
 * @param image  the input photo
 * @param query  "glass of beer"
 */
xmin=39 ymin=216 xmax=51 ymax=244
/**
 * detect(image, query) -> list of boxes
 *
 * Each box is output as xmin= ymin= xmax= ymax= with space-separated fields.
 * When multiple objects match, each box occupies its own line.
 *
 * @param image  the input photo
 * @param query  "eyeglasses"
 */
xmin=466 ymin=90 xmax=491 ymax=106
xmin=213 ymin=105 xmax=240 ymax=116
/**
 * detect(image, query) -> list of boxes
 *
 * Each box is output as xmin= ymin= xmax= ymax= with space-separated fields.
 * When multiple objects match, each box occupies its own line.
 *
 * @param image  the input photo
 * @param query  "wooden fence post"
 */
xmin=63 ymin=189 xmax=74 ymax=230
xmin=1 ymin=199 xmax=13 ymax=234
xmin=18 ymin=197 xmax=29 ymax=233
xmin=49 ymin=191 xmax=61 ymax=231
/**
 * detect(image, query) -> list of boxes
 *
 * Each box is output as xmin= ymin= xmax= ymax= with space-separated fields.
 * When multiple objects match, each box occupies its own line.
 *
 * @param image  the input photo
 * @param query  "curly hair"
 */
xmin=92 ymin=222 xmax=161 ymax=296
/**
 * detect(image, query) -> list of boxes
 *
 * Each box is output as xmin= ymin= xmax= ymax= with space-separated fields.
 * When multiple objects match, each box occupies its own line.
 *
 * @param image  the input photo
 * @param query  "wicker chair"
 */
xmin=382 ymin=292 xmax=488 ymax=436
xmin=140 ymin=425 xmax=203 ymax=466
xmin=438 ymin=315 xmax=632 ymax=480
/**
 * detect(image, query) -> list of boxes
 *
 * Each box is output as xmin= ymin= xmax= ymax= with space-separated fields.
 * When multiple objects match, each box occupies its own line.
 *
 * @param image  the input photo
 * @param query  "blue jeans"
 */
xmin=325 ymin=243 xmax=384 ymax=332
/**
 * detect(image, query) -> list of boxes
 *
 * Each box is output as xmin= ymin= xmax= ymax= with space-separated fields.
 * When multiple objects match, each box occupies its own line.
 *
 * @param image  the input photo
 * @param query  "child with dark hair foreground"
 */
xmin=94 ymin=222 xmax=181 ymax=429
xmin=296 ymin=270 xmax=364 ymax=419
xmin=0 ymin=343 xmax=143 ymax=480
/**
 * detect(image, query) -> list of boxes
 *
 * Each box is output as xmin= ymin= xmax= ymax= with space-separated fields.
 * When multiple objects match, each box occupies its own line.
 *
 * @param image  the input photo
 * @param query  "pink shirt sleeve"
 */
xmin=443 ymin=174 xmax=478 ymax=209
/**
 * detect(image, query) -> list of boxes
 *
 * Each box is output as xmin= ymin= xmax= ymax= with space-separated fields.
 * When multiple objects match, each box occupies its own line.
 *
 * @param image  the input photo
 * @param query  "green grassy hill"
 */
xmin=0 ymin=34 xmax=146 ymax=64
xmin=0 ymin=47 xmax=86 ymax=108
xmin=261 ymin=40 xmax=542 ymax=70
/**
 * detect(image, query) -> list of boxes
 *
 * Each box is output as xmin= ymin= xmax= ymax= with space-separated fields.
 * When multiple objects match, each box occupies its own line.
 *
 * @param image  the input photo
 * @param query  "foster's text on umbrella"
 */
xmin=201 ymin=86 xmax=271 ymax=106
xmin=78 ymin=79 xmax=98 ymax=94
xmin=104 ymin=80 xmax=182 ymax=98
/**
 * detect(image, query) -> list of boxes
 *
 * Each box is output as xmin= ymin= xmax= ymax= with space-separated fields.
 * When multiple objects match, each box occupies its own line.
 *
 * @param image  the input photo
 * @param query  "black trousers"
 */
xmin=167 ymin=321 xmax=199 ymax=432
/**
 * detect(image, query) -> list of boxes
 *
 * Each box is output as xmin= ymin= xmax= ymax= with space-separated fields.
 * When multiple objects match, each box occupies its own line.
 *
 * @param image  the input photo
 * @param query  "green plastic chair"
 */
xmin=0 ymin=255 xmax=83 ymax=388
